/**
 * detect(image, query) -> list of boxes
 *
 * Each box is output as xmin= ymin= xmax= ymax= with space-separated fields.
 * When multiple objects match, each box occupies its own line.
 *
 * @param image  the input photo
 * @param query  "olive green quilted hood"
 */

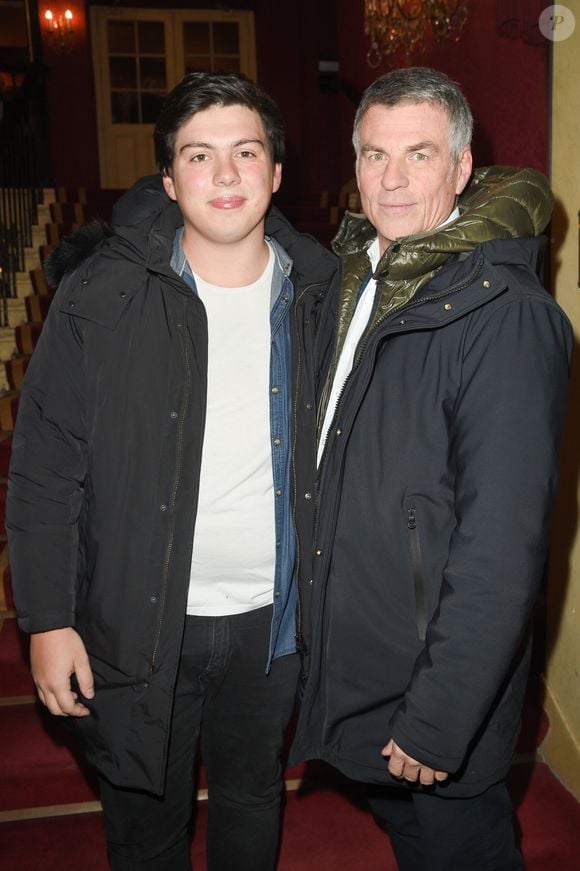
xmin=330 ymin=165 xmax=553 ymax=363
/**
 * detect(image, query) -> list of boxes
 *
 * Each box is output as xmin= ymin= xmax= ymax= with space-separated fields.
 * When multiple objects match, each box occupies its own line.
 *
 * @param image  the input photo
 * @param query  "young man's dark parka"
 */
xmin=6 ymin=198 xmax=339 ymax=793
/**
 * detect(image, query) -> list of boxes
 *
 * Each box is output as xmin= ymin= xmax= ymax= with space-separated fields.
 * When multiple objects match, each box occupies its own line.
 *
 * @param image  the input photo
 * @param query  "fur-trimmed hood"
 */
xmin=44 ymin=219 xmax=114 ymax=289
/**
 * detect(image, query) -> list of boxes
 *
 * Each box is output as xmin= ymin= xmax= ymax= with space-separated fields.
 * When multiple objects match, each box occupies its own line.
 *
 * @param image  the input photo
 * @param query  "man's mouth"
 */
xmin=209 ymin=196 xmax=246 ymax=209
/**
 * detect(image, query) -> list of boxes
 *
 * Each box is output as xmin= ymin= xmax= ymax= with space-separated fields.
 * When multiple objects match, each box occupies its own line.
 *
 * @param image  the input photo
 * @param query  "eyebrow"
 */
xmin=361 ymin=140 xmax=440 ymax=154
xmin=405 ymin=140 xmax=440 ymax=153
xmin=179 ymin=138 xmax=266 ymax=154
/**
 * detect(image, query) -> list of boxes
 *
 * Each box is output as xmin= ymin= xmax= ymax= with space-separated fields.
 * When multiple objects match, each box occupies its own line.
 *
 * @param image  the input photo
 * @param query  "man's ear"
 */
xmin=455 ymin=146 xmax=473 ymax=197
xmin=162 ymin=172 xmax=177 ymax=202
xmin=272 ymin=163 xmax=282 ymax=195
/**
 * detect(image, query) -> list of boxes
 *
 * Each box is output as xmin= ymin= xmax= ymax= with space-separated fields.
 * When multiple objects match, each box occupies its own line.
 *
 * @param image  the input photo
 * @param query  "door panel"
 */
xmin=91 ymin=7 xmax=256 ymax=189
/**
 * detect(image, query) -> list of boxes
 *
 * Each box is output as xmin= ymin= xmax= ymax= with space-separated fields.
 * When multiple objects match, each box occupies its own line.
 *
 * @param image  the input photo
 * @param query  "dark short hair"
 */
xmin=353 ymin=67 xmax=473 ymax=165
xmin=154 ymin=71 xmax=285 ymax=175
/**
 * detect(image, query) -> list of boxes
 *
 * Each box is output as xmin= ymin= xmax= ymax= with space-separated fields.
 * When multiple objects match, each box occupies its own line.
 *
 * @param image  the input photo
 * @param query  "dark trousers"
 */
xmin=98 ymin=605 xmax=300 ymax=871
xmin=367 ymin=781 xmax=524 ymax=871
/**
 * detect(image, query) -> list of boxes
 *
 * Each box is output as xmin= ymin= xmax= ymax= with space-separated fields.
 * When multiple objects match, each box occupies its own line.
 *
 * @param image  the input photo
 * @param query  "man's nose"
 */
xmin=380 ymin=158 xmax=408 ymax=190
xmin=214 ymin=155 xmax=241 ymax=185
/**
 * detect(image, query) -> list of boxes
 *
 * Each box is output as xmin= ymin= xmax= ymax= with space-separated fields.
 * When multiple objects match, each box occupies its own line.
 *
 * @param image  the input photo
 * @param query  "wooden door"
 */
xmin=90 ymin=7 xmax=256 ymax=189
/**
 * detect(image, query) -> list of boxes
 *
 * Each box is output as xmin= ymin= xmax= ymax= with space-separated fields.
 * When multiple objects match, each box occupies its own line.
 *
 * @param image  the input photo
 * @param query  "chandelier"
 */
xmin=364 ymin=1 xmax=468 ymax=68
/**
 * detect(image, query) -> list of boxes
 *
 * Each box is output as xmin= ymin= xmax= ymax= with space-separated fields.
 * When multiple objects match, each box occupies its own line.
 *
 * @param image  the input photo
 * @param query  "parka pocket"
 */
xmin=407 ymin=507 xmax=427 ymax=641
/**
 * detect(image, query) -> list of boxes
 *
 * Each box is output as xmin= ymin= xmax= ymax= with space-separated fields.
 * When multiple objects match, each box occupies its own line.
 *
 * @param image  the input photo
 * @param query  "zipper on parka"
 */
xmin=316 ymin=262 xmax=483 ymax=475
xmin=313 ymin=283 xmax=472 ymax=639
xmin=407 ymin=508 xmax=427 ymax=641
xmin=312 ymin=263 xmax=488 ymax=649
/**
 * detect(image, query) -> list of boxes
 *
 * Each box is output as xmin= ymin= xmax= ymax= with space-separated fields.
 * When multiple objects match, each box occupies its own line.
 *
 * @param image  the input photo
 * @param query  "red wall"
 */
xmin=335 ymin=0 xmax=550 ymax=186
xmin=40 ymin=0 xmax=549 ymax=192
xmin=253 ymin=0 xmax=342 ymax=197
xmin=40 ymin=2 xmax=100 ymax=189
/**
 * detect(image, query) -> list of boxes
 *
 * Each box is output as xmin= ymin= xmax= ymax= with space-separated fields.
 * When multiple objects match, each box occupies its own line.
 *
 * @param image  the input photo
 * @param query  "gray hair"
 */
xmin=353 ymin=67 xmax=473 ymax=166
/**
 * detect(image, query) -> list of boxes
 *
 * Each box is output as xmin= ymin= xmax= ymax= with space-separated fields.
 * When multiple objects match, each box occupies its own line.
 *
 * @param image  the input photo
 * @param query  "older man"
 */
xmin=291 ymin=67 xmax=572 ymax=870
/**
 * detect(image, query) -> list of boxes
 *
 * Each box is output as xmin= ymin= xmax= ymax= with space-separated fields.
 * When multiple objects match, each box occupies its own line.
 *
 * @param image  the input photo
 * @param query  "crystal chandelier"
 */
xmin=364 ymin=0 xmax=468 ymax=68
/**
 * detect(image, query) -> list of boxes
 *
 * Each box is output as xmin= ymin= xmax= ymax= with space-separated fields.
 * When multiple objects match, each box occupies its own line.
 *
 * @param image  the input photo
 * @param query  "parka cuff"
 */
xmin=388 ymin=722 xmax=465 ymax=775
xmin=17 ymin=612 xmax=76 ymax=635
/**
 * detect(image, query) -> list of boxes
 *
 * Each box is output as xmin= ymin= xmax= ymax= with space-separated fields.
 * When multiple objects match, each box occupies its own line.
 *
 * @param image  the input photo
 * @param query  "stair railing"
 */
xmin=0 ymin=120 xmax=43 ymax=327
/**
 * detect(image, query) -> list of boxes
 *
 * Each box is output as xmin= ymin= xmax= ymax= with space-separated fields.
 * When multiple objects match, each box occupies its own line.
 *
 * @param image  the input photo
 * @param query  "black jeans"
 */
xmin=367 ymin=781 xmax=524 ymax=871
xmin=99 ymin=605 xmax=300 ymax=870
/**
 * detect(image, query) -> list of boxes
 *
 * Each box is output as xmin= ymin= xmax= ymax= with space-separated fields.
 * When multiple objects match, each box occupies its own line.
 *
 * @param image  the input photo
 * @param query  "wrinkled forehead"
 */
xmin=355 ymin=99 xmax=454 ymax=151
xmin=359 ymin=98 xmax=452 ymax=129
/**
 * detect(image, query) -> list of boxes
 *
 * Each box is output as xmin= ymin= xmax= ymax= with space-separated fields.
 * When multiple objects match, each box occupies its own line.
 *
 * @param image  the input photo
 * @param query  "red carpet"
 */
xmin=0 ymin=618 xmax=35 ymax=697
xmin=0 ymin=787 xmax=395 ymax=870
xmin=0 ymin=704 xmax=99 ymax=810
xmin=509 ymin=764 xmax=580 ymax=867
xmin=1 ymin=763 xmax=579 ymax=870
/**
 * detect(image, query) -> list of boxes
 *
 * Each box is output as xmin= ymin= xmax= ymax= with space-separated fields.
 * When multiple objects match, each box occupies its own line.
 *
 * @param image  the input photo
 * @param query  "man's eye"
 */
xmin=369 ymin=152 xmax=385 ymax=162
xmin=412 ymin=152 xmax=428 ymax=161
xmin=190 ymin=154 xmax=208 ymax=162
xmin=238 ymin=150 xmax=256 ymax=158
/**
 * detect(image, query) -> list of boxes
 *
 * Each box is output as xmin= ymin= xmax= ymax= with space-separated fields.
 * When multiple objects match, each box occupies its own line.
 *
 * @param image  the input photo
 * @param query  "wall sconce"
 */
xmin=44 ymin=8 xmax=75 ymax=55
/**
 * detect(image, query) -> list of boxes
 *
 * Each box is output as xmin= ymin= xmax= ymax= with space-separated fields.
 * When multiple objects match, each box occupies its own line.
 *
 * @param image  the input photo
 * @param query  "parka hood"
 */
xmin=332 ymin=165 xmax=553 ymax=283
xmin=44 ymin=219 xmax=114 ymax=289
xmin=44 ymin=201 xmax=184 ymax=289
xmin=326 ymin=166 xmax=553 ymax=372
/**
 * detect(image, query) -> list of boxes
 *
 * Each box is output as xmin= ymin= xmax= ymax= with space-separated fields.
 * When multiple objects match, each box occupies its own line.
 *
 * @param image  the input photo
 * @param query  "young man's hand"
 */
xmin=382 ymin=739 xmax=448 ymax=786
xmin=30 ymin=627 xmax=94 ymax=717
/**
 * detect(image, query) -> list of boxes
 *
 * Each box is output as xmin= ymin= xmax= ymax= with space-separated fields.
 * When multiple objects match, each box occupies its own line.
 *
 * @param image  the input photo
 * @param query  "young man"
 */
xmin=7 ymin=72 xmax=337 ymax=870
xmin=290 ymin=67 xmax=572 ymax=870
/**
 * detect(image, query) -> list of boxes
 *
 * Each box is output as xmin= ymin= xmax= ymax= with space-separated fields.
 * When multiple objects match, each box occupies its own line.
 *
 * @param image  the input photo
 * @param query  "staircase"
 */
xmin=0 ymin=191 xmax=53 ymax=386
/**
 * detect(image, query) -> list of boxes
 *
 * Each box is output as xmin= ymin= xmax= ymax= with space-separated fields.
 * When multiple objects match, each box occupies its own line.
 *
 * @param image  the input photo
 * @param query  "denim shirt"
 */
xmin=170 ymin=228 xmax=296 ymax=669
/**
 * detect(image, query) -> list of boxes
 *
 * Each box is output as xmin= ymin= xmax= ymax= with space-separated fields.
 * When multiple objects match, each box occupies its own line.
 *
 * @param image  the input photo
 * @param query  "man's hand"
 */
xmin=382 ymin=739 xmax=448 ymax=787
xmin=30 ymin=627 xmax=94 ymax=717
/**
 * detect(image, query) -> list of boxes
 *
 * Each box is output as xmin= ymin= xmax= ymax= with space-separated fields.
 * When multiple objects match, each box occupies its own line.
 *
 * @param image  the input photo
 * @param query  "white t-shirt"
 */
xmin=187 ymin=245 xmax=276 ymax=615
